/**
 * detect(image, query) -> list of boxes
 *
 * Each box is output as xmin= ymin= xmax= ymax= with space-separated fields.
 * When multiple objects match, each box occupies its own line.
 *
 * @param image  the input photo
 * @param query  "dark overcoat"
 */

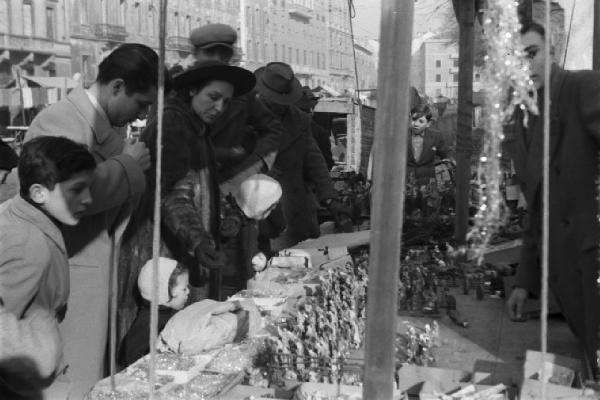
xmin=210 ymin=91 xmax=282 ymax=182
xmin=506 ymin=65 xmax=600 ymax=362
xmin=406 ymin=127 xmax=449 ymax=185
xmin=270 ymin=107 xmax=338 ymax=249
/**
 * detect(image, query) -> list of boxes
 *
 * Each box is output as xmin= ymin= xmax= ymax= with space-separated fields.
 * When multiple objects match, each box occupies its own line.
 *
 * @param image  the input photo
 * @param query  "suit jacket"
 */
xmin=25 ymin=85 xmax=146 ymax=397
xmin=406 ymin=127 xmax=449 ymax=185
xmin=269 ymin=106 xmax=338 ymax=249
xmin=209 ymin=90 xmax=282 ymax=182
xmin=506 ymin=65 xmax=600 ymax=361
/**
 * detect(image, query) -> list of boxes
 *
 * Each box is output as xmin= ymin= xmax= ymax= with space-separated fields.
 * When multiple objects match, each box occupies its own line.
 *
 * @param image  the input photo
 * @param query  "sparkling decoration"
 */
xmin=467 ymin=0 xmax=538 ymax=263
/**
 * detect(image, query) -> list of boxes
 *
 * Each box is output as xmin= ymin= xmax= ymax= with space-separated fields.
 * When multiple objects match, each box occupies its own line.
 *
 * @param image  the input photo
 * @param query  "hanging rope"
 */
xmin=562 ymin=0 xmax=576 ymax=66
xmin=149 ymin=1 xmax=168 ymax=398
xmin=540 ymin=0 xmax=552 ymax=397
xmin=346 ymin=0 xmax=362 ymax=105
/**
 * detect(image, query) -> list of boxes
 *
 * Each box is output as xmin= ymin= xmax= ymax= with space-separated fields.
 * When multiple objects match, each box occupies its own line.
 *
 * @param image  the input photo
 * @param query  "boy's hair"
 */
xmin=410 ymin=104 xmax=433 ymax=121
xmin=19 ymin=136 xmax=96 ymax=198
xmin=97 ymin=43 xmax=159 ymax=95
xmin=520 ymin=21 xmax=545 ymax=37
xmin=167 ymin=263 xmax=188 ymax=300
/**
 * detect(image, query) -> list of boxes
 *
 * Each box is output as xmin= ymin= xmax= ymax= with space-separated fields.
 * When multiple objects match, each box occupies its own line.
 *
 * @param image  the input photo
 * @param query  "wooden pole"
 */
xmin=594 ymin=0 xmax=600 ymax=70
xmin=453 ymin=0 xmax=475 ymax=246
xmin=362 ymin=1 xmax=413 ymax=399
xmin=149 ymin=0 xmax=167 ymax=398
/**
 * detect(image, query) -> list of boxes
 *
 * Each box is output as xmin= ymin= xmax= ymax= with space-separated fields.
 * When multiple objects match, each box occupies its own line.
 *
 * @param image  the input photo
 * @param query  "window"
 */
xmin=23 ymin=2 xmax=33 ymax=36
xmin=435 ymin=74 xmax=441 ymax=82
xmin=453 ymin=73 xmax=458 ymax=82
xmin=80 ymin=0 xmax=89 ymax=24
xmin=453 ymin=59 xmax=459 ymax=67
xmin=46 ymin=7 xmax=56 ymax=40
xmin=82 ymin=55 xmax=91 ymax=81
xmin=296 ymin=49 xmax=299 ymax=64
xmin=148 ymin=9 xmax=156 ymax=37
xmin=0 ymin=0 xmax=8 ymax=33
xmin=273 ymin=43 xmax=278 ymax=60
xmin=435 ymin=60 xmax=441 ymax=68
xmin=281 ymin=44 xmax=285 ymax=61
xmin=303 ymin=50 xmax=306 ymax=65
xmin=288 ymin=47 xmax=292 ymax=62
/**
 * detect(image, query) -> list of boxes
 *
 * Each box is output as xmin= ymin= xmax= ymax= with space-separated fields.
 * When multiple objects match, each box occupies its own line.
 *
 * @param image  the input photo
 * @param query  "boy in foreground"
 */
xmin=0 ymin=136 xmax=96 ymax=397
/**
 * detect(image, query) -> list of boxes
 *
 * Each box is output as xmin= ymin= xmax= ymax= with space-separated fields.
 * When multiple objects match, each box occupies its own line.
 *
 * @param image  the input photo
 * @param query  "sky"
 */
xmin=352 ymin=0 xmax=453 ymax=41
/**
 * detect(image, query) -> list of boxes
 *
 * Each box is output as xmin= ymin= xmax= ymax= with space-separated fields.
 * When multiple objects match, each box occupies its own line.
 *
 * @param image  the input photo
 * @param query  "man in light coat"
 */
xmin=25 ymin=43 xmax=157 ymax=397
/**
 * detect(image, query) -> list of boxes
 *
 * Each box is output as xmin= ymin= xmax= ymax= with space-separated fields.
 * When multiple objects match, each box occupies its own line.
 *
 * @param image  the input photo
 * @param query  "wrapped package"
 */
xmin=158 ymin=300 xmax=261 ymax=355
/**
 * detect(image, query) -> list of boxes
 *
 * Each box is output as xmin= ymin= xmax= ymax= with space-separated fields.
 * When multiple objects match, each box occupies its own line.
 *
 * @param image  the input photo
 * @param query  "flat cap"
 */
xmin=190 ymin=23 xmax=237 ymax=49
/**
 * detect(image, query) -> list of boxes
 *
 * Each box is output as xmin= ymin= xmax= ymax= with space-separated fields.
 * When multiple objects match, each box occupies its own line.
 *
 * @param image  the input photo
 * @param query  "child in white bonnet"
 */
xmin=119 ymin=257 xmax=189 ymax=367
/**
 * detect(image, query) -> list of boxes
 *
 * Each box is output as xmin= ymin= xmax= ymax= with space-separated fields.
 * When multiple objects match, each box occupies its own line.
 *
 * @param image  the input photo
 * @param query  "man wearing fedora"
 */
xmin=255 ymin=62 xmax=351 ymax=250
xmin=295 ymin=86 xmax=334 ymax=170
xmin=190 ymin=23 xmax=282 ymax=193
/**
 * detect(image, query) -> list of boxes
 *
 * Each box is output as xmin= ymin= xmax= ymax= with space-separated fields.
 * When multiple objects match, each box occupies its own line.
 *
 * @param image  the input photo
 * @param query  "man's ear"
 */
xmin=110 ymin=78 xmax=126 ymax=95
xmin=29 ymin=184 xmax=48 ymax=205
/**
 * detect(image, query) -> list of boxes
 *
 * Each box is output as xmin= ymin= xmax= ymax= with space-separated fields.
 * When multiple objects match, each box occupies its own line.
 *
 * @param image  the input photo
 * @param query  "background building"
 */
xmin=0 ymin=0 xmax=378 ymax=96
xmin=410 ymin=38 xmax=481 ymax=100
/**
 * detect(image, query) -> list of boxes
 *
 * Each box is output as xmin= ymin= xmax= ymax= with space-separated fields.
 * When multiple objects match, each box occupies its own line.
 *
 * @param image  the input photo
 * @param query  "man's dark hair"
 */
xmin=520 ymin=21 xmax=545 ymax=37
xmin=19 ymin=136 xmax=96 ymax=197
xmin=410 ymin=104 xmax=433 ymax=121
xmin=96 ymin=43 xmax=159 ymax=95
xmin=167 ymin=263 xmax=188 ymax=300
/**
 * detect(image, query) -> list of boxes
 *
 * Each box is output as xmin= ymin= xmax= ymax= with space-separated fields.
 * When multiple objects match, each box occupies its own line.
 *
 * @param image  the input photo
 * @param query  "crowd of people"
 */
xmin=0 ymin=23 xmax=353 ymax=399
xmin=2 ymin=15 xmax=600 ymax=400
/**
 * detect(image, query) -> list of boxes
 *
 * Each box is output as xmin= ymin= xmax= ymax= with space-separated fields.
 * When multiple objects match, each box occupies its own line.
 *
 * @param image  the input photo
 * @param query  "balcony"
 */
xmin=166 ymin=36 xmax=193 ymax=53
xmin=289 ymin=6 xmax=311 ymax=21
xmin=93 ymin=24 xmax=127 ymax=42
xmin=0 ymin=33 xmax=70 ymax=57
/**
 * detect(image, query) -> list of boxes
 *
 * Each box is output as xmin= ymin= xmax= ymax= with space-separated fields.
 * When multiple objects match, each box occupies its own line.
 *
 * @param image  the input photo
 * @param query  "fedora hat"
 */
xmin=254 ymin=62 xmax=303 ymax=105
xmin=173 ymin=60 xmax=256 ymax=96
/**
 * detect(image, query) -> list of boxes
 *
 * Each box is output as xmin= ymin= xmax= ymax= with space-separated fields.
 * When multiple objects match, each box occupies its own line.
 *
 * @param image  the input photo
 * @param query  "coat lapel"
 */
xmin=524 ymin=65 xmax=568 ymax=203
xmin=67 ymin=86 xmax=124 ymax=160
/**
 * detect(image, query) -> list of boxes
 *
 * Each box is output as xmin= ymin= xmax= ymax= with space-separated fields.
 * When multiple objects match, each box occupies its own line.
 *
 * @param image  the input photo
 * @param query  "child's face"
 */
xmin=167 ymin=271 xmax=190 ymax=310
xmin=411 ymin=114 xmax=430 ymax=133
xmin=40 ymin=170 xmax=94 ymax=225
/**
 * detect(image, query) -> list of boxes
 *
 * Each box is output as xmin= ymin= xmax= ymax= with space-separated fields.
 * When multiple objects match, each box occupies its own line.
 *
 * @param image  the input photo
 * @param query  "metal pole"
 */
xmin=453 ymin=0 xmax=475 ymax=247
xmin=362 ymin=1 xmax=413 ymax=399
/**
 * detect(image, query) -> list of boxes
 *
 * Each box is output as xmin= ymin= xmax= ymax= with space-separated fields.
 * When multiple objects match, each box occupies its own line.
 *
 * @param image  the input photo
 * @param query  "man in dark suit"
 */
xmin=505 ymin=22 xmax=600 ymax=369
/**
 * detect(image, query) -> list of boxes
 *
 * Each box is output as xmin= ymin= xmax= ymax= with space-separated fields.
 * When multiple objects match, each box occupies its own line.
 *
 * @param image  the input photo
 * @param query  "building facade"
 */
xmin=0 ymin=0 xmax=376 ymax=95
xmin=410 ymin=38 xmax=482 ymax=100
xmin=0 ymin=0 xmax=71 ymax=86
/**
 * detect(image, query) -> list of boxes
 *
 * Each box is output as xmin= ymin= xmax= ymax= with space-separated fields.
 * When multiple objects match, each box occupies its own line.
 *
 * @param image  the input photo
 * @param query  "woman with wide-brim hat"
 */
xmin=254 ymin=62 xmax=352 ymax=251
xmin=116 ymin=61 xmax=255 ymax=363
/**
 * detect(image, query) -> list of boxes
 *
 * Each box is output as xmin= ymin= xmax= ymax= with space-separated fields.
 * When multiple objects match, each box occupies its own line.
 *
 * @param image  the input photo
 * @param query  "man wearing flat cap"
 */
xmin=190 ymin=23 xmax=282 ymax=193
xmin=189 ymin=23 xmax=283 ymax=291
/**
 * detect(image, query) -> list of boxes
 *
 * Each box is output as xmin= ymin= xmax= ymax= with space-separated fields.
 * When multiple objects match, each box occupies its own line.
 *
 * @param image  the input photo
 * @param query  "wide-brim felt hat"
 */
xmin=173 ymin=60 xmax=256 ymax=96
xmin=254 ymin=62 xmax=303 ymax=105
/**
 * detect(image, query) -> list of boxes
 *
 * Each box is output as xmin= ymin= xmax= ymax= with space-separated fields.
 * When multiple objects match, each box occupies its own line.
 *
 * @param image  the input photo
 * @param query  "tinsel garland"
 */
xmin=467 ymin=0 xmax=538 ymax=263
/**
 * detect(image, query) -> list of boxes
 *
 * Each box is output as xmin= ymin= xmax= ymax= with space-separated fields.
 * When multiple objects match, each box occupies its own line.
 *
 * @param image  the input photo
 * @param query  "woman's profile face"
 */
xmin=190 ymin=80 xmax=234 ymax=125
